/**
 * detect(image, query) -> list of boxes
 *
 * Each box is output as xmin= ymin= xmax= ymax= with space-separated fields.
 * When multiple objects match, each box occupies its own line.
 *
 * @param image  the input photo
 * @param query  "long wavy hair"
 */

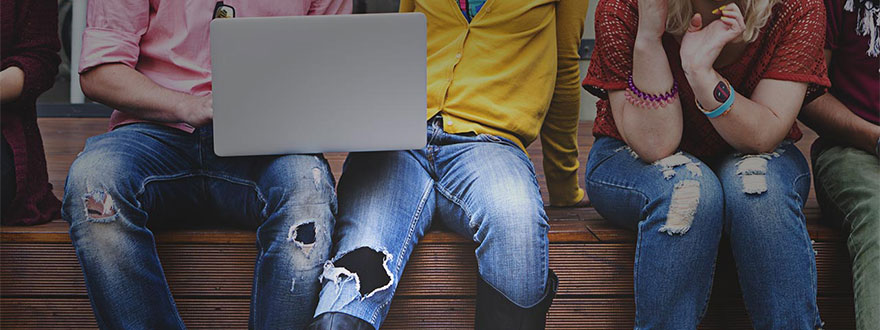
xmin=665 ymin=0 xmax=781 ymax=42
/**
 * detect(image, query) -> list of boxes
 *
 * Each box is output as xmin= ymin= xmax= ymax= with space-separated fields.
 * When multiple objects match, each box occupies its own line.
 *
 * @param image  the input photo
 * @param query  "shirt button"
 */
xmin=455 ymin=53 xmax=462 ymax=59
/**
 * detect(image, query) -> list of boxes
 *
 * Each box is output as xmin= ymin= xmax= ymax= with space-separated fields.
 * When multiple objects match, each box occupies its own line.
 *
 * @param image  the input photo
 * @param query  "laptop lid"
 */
xmin=210 ymin=13 xmax=426 ymax=156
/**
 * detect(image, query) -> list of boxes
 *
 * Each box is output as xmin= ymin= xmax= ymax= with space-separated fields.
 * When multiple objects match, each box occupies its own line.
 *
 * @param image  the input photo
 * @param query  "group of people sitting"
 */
xmin=1 ymin=0 xmax=877 ymax=329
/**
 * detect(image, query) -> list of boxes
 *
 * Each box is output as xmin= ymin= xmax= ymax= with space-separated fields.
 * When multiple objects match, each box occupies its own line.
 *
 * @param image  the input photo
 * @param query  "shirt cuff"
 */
xmin=79 ymin=27 xmax=141 ymax=73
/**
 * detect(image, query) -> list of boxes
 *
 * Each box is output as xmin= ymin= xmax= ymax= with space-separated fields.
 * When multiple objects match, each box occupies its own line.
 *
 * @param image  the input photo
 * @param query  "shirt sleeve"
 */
xmin=540 ymin=0 xmax=588 ymax=206
xmin=763 ymin=0 xmax=831 ymax=103
xmin=309 ymin=0 xmax=353 ymax=15
xmin=78 ymin=0 xmax=149 ymax=73
xmin=580 ymin=0 xmax=638 ymax=99
xmin=1 ymin=0 xmax=61 ymax=103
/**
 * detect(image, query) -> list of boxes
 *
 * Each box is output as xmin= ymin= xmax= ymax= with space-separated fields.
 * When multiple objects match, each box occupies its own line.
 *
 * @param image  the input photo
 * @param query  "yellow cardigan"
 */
xmin=400 ymin=0 xmax=588 ymax=206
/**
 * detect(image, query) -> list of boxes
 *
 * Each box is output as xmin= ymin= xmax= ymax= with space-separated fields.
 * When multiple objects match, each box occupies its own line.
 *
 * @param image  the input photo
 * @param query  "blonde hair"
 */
xmin=666 ymin=0 xmax=781 ymax=43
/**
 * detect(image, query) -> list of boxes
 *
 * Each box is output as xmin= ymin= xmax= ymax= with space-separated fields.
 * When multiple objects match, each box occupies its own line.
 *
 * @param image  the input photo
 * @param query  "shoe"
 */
xmin=305 ymin=312 xmax=373 ymax=330
xmin=474 ymin=270 xmax=559 ymax=330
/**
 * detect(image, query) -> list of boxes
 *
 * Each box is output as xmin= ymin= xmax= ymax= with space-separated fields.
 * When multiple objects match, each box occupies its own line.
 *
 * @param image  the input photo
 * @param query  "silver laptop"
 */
xmin=210 ymin=13 xmax=427 ymax=157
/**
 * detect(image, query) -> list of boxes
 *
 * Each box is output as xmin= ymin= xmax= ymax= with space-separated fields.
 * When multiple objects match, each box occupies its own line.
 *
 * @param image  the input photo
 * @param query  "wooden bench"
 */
xmin=0 ymin=118 xmax=855 ymax=329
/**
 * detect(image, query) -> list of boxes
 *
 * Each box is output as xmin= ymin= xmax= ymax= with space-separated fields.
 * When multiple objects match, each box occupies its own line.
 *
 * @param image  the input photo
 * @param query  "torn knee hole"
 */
xmin=288 ymin=222 xmax=316 ymax=244
xmin=325 ymin=247 xmax=392 ymax=297
xmin=735 ymin=153 xmax=779 ymax=195
xmin=654 ymin=153 xmax=702 ymax=180
xmin=661 ymin=180 xmax=700 ymax=235
xmin=83 ymin=190 xmax=117 ymax=219
xmin=288 ymin=222 xmax=317 ymax=254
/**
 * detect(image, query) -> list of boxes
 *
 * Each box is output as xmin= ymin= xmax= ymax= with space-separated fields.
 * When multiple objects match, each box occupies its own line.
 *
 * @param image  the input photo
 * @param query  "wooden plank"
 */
xmin=0 ymin=296 xmax=854 ymax=330
xmin=0 ymin=242 xmax=854 ymax=298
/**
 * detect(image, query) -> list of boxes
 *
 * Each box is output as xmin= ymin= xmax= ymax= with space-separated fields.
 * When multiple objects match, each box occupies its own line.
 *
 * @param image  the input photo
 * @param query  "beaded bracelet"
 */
xmin=626 ymin=75 xmax=679 ymax=109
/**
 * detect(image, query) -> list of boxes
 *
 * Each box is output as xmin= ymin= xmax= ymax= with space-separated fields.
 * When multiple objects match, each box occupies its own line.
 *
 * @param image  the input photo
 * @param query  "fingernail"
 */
xmin=711 ymin=5 xmax=726 ymax=14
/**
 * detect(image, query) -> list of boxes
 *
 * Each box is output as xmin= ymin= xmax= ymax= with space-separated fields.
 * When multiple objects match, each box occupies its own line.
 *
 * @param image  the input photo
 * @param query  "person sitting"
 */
xmin=582 ymin=0 xmax=829 ymax=328
xmin=307 ymin=0 xmax=589 ymax=329
xmin=800 ymin=0 xmax=880 ymax=328
xmin=63 ymin=0 xmax=349 ymax=328
xmin=1 ymin=0 xmax=63 ymax=225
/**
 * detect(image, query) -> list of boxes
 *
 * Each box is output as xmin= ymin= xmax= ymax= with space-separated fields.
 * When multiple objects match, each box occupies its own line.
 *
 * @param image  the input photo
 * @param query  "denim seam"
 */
xmin=368 ymin=179 xmax=435 ymax=324
xmin=433 ymin=184 xmax=476 ymax=230
xmin=697 ymin=250 xmax=719 ymax=322
xmin=793 ymin=173 xmax=822 ymax=327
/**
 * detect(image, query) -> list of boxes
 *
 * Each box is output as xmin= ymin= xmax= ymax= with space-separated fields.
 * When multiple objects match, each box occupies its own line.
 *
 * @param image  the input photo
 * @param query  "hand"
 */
xmin=636 ymin=0 xmax=669 ymax=41
xmin=176 ymin=94 xmax=213 ymax=127
xmin=679 ymin=3 xmax=745 ymax=76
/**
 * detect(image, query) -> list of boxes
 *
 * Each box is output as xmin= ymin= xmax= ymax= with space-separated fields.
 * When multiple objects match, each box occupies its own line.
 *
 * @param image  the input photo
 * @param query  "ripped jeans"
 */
xmin=585 ymin=137 xmax=821 ymax=330
xmin=61 ymin=123 xmax=336 ymax=330
xmin=313 ymin=118 xmax=551 ymax=328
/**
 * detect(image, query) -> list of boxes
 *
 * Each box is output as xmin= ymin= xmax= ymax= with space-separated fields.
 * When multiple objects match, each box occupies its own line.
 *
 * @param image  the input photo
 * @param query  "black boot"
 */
xmin=305 ymin=312 xmax=373 ymax=330
xmin=474 ymin=270 xmax=559 ymax=330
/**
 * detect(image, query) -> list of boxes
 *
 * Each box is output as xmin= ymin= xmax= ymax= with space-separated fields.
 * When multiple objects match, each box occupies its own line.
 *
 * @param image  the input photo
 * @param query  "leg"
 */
xmin=205 ymin=150 xmax=337 ymax=330
xmin=585 ymin=137 xmax=723 ymax=329
xmin=812 ymin=141 xmax=880 ymax=330
xmin=432 ymin=134 xmax=553 ymax=329
xmin=62 ymin=124 xmax=202 ymax=330
xmin=1 ymin=134 xmax=15 ymax=213
xmin=312 ymin=150 xmax=435 ymax=329
xmin=716 ymin=142 xmax=821 ymax=329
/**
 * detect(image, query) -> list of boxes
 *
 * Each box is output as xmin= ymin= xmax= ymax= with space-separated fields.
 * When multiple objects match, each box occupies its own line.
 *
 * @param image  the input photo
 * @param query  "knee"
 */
xmin=722 ymin=154 xmax=811 ymax=236
xmin=259 ymin=207 xmax=334 ymax=272
xmin=62 ymin=151 xmax=137 ymax=226
xmin=648 ymin=153 xmax=724 ymax=236
xmin=475 ymin=196 xmax=548 ymax=248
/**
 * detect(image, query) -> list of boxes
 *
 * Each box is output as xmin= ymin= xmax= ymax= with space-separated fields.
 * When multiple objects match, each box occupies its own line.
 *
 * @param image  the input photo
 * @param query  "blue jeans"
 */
xmin=313 ymin=118 xmax=551 ymax=329
xmin=62 ymin=123 xmax=337 ymax=330
xmin=585 ymin=137 xmax=821 ymax=330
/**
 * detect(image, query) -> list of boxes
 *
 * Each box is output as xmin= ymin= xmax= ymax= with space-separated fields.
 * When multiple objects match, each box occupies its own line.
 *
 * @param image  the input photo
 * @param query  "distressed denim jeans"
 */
xmin=812 ymin=138 xmax=880 ymax=330
xmin=61 ymin=123 xmax=337 ymax=330
xmin=313 ymin=118 xmax=551 ymax=329
xmin=585 ymin=137 xmax=821 ymax=330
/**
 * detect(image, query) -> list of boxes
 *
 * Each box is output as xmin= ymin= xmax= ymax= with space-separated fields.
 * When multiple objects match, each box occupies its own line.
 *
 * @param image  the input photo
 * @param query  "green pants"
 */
xmin=812 ymin=138 xmax=880 ymax=330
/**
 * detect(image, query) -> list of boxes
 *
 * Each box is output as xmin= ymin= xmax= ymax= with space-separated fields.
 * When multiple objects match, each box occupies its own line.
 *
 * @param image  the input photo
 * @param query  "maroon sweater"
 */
xmin=1 ymin=0 xmax=61 ymax=225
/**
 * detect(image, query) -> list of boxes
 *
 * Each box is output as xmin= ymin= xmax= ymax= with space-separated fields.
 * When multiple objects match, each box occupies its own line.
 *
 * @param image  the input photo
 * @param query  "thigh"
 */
xmin=332 ymin=150 xmax=436 ymax=265
xmin=433 ymin=136 xmax=545 ymax=241
xmin=206 ymin=151 xmax=336 ymax=229
xmin=585 ymin=137 xmax=722 ymax=232
xmin=63 ymin=123 xmax=203 ymax=227
xmin=813 ymin=143 xmax=880 ymax=230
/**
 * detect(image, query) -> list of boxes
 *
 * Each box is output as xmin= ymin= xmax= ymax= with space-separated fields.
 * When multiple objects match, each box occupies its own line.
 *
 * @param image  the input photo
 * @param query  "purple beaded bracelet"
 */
xmin=626 ymin=75 xmax=678 ymax=109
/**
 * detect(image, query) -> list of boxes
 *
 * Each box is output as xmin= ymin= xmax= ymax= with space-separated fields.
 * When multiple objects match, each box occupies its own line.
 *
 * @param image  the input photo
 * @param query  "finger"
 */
xmin=688 ymin=13 xmax=702 ymax=32
xmin=719 ymin=16 xmax=737 ymax=27
xmin=721 ymin=10 xmax=746 ymax=31
xmin=724 ymin=2 xmax=743 ymax=15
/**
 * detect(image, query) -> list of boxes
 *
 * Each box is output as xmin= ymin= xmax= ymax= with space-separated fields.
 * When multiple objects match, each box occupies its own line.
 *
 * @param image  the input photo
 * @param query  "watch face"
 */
xmin=713 ymin=81 xmax=731 ymax=103
xmin=213 ymin=2 xmax=235 ymax=19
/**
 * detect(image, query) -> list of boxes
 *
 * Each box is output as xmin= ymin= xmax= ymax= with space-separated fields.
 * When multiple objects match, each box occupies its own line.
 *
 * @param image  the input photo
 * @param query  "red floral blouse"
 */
xmin=582 ymin=0 xmax=831 ymax=158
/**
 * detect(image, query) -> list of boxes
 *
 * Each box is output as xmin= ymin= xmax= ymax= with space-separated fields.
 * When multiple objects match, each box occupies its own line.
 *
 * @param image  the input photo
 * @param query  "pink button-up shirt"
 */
xmin=79 ymin=0 xmax=351 ymax=132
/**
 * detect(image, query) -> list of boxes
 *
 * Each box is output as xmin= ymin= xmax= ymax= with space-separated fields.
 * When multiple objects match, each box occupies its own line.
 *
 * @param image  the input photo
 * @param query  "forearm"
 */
xmin=801 ymin=93 xmax=880 ymax=155
xmin=687 ymin=69 xmax=802 ymax=153
xmin=616 ymin=36 xmax=683 ymax=161
xmin=80 ymin=64 xmax=190 ymax=123
xmin=0 ymin=67 xmax=25 ymax=104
